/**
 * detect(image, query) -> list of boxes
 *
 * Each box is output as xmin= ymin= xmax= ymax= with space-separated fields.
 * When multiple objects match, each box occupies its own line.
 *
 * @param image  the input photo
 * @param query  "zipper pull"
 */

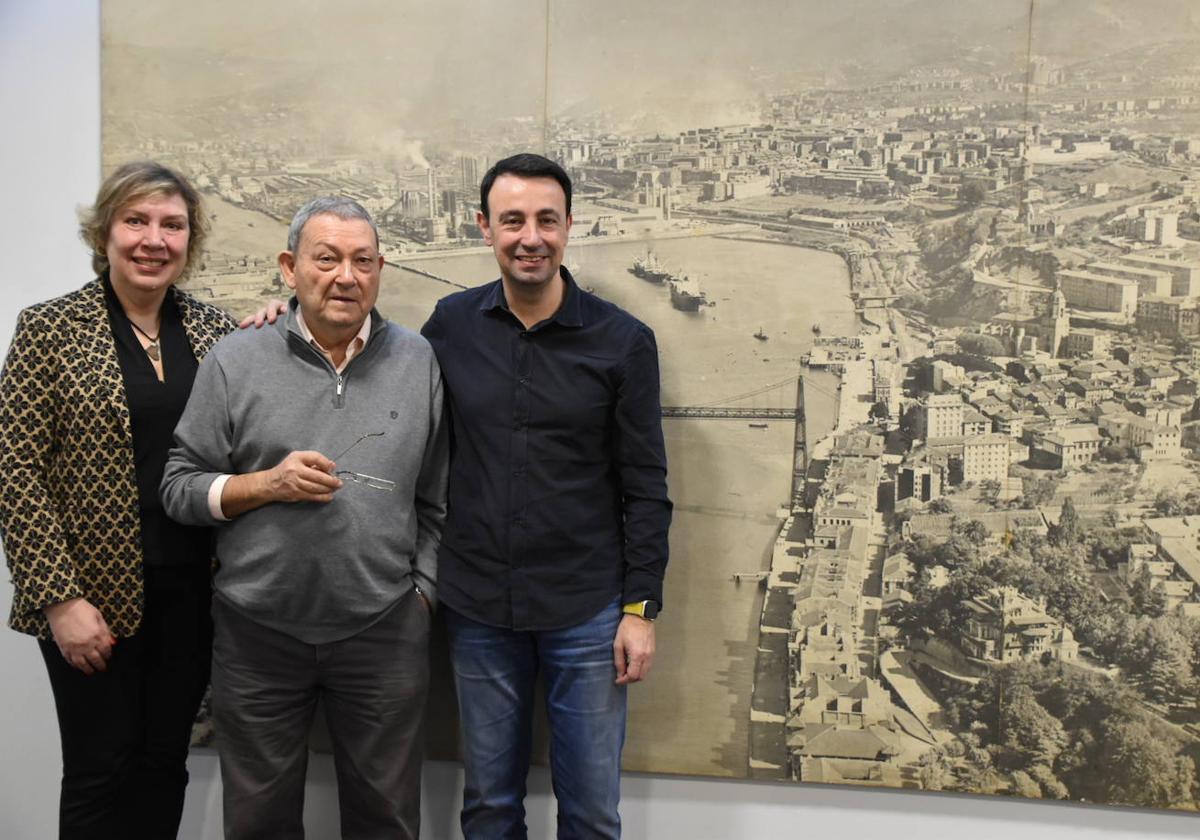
xmin=336 ymin=375 xmax=345 ymax=397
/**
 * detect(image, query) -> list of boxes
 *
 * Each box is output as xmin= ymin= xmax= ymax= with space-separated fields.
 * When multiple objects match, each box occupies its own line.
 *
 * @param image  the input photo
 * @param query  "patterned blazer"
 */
xmin=0 ymin=278 xmax=236 ymax=639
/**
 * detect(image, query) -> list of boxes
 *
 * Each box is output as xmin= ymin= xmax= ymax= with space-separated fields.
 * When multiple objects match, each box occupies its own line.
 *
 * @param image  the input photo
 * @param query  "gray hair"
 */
xmin=286 ymin=195 xmax=379 ymax=253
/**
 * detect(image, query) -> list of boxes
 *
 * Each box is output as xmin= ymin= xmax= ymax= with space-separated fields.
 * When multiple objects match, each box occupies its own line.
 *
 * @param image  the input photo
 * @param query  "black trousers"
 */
xmin=39 ymin=563 xmax=213 ymax=840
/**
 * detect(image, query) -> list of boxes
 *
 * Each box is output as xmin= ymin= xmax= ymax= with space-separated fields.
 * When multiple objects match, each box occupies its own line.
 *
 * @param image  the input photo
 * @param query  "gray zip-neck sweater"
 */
xmin=162 ymin=302 xmax=448 ymax=644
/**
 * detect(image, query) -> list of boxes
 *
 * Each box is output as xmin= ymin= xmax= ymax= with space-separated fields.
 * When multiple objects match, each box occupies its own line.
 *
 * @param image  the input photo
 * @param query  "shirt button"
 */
xmin=519 ymin=377 xmax=529 ymax=385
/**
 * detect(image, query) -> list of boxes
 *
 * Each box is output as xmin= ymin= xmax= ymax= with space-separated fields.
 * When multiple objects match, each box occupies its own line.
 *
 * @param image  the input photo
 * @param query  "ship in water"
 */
xmin=631 ymin=250 xmax=669 ymax=284
xmin=668 ymin=273 xmax=709 ymax=312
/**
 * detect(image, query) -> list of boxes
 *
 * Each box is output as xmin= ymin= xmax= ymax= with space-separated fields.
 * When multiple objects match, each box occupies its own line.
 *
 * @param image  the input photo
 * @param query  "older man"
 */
xmin=421 ymin=153 xmax=672 ymax=839
xmin=162 ymin=196 xmax=447 ymax=840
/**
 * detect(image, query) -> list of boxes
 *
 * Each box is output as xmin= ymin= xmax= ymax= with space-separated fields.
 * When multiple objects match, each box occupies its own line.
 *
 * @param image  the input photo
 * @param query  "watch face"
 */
xmin=643 ymin=600 xmax=660 ymax=620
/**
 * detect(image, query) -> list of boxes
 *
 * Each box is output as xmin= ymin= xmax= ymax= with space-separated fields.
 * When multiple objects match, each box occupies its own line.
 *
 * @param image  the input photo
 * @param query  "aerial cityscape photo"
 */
xmin=102 ymin=0 xmax=1200 ymax=811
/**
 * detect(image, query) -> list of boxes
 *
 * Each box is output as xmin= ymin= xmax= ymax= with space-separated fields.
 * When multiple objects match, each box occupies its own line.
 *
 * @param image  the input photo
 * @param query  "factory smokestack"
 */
xmin=427 ymin=167 xmax=436 ymax=221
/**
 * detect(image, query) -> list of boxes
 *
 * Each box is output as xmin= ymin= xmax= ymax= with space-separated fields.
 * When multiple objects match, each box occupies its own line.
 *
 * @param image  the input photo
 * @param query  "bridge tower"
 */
xmin=791 ymin=374 xmax=807 ymax=508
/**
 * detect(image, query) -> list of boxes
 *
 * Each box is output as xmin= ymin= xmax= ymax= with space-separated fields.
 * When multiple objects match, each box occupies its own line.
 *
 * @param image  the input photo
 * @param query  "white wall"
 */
xmin=0 ymin=3 xmax=1197 ymax=838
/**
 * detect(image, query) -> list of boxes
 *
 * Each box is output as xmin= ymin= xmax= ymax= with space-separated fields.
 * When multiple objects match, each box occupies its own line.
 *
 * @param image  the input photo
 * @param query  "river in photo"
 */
xmin=200 ymin=198 xmax=854 ymax=776
xmin=407 ymin=237 xmax=853 ymax=775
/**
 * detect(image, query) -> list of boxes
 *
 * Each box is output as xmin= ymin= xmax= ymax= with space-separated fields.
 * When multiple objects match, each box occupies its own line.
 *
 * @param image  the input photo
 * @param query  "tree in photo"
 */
xmin=956 ymin=332 xmax=1006 ymax=357
xmin=1047 ymin=497 xmax=1080 ymax=547
xmin=1021 ymin=476 xmax=1058 ymax=508
xmin=979 ymin=478 xmax=1002 ymax=506
xmin=998 ymin=684 xmax=1068 ymax=771
xmin=1098 ymin=717 xmax=1197 ymax=808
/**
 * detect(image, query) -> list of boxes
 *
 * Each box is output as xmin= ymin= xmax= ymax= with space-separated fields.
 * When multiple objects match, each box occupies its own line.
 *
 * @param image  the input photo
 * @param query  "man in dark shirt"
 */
xmin=421 ymin=153 xmax=671 ymax=839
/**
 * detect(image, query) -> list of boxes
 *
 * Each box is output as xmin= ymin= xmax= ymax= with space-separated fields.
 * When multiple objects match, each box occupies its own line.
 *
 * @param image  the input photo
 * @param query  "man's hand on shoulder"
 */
xmin=613 ymin=614 xmax=655 ymax=685
xmin=221 ymin=450 xmax=342 ymax=518
xmin=238 ymin=298 xmax=288 ymax=329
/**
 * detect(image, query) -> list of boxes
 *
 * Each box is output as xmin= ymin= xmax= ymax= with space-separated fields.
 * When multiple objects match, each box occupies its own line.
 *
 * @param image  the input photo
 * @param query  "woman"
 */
xmin=0 ymin=161 xmax=252 ymax=838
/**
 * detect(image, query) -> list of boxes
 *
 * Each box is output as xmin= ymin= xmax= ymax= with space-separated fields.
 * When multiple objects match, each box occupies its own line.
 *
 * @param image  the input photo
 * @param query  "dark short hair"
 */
xmin=480 ymin=153 xmax=572 ymax=219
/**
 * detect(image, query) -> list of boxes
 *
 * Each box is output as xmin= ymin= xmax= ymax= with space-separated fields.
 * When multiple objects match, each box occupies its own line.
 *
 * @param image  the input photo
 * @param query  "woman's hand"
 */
xmin=238 ymin=298 xmax=288 ymax=329
xmin=43 ymin=598 xmax=116 ymax=675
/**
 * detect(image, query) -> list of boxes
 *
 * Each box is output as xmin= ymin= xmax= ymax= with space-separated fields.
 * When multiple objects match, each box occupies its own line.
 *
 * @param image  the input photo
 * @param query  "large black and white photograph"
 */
xmin=100 ymin=0 xmax=1200 ymax=812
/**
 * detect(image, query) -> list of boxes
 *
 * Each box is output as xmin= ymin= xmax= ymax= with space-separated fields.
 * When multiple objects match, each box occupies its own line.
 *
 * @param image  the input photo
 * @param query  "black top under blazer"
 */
xmin=0 ymin=278 xmax=235 ymax=639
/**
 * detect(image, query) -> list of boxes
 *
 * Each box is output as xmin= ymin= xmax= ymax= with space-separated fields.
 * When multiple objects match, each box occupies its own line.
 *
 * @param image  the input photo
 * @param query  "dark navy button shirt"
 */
xmin=421 ymin=268 xmax=672 ymax=631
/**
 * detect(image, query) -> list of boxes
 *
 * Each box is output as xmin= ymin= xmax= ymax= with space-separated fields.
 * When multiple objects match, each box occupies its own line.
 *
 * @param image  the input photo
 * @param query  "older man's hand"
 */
xmin=220 ymin=450 xmax=343 ymax=518
xmin=613 ymin=614 xmax=655 ymax=685
xmin=265 ymin=450 xmax=342 ymax=503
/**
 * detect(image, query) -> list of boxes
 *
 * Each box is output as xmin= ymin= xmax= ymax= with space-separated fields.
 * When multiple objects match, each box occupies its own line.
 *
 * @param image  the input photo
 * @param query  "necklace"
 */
xmin=127 ymin=319 xmax=162 ymax=361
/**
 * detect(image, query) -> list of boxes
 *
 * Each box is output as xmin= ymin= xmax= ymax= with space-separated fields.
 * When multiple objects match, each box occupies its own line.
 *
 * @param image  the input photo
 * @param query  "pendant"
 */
xmin=146 ymin=341 xmax=161 ymax=362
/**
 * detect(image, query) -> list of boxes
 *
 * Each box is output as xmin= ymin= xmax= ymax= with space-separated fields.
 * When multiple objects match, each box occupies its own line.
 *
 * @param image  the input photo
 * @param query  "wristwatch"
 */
xmin=622 ymin=600 xmax=660 ymax=620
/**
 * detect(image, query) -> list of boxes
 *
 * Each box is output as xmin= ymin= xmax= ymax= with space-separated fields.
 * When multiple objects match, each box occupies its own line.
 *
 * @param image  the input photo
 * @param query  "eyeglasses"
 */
xmin=335 ymin=471 xmax=396 ymax=491
xmin=331 ymin=431 xmax=396 ymax=492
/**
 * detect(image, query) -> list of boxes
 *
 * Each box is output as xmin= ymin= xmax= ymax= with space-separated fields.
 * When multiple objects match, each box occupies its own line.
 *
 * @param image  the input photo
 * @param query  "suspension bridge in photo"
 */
xmin=662 ymin=374 xmax=841 ymax=507
xmin=661 ymin=373 xmax=838 ymax=420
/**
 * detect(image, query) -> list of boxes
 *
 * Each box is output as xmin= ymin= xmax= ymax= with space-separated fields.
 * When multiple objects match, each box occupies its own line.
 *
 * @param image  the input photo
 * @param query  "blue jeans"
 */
xmin=445 ymin=598 xmax=626 ymax=840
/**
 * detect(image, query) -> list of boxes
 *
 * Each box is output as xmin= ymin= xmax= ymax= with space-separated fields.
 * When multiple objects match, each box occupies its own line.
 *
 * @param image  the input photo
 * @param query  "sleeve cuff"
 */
xmin=207 ymin=474 xmax=232 ymax=521
xmin=622 ymin=573 xmax=664 ymax=614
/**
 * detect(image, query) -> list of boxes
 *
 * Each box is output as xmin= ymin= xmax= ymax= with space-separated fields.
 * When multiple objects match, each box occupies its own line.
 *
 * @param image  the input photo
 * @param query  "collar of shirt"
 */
xmin=480 ymin=266 xmax=584 ymax=329
xmin=294 ymin=309 xmax=372 ymax=373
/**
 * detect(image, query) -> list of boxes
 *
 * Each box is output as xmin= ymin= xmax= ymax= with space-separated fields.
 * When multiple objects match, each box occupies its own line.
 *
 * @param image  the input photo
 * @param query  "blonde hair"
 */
xmin=79 ymin=161 xmax=209 ymax=278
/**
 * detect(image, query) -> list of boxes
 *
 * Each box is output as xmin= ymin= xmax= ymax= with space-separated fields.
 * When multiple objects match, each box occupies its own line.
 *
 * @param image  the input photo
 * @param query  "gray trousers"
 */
xmin=211 ymin=591 xmax=430 ymax=840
